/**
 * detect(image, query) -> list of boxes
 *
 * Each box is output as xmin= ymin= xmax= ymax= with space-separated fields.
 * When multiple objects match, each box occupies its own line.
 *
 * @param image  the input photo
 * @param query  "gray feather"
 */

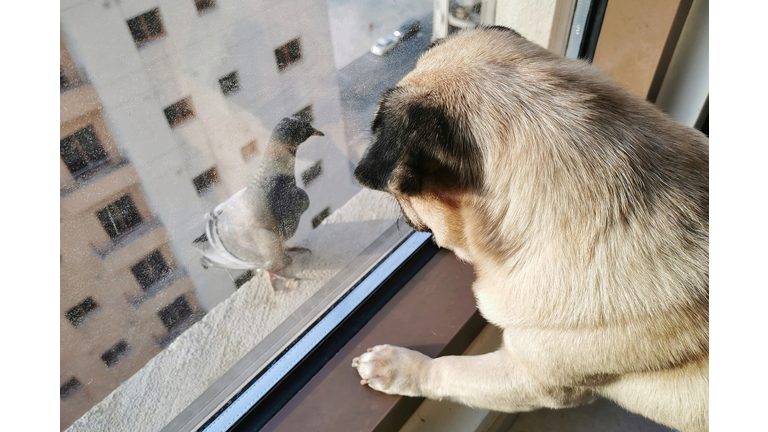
xmin=192 ymin=117 xmax=322 ymax=275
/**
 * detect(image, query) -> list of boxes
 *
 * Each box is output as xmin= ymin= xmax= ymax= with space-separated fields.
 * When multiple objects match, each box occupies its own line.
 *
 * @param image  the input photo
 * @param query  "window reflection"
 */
xmin=60 ymin=0 xmax=431 ymax=429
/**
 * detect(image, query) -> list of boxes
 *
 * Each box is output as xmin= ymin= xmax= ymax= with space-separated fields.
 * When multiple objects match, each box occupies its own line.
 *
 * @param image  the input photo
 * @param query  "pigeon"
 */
xmin=193 ymin=116 xmax=324 ymax=289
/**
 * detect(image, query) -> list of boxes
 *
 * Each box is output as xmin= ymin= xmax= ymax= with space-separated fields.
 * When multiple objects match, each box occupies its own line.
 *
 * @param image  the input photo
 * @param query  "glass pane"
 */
xmin=126 ymin=16 xmax=146 ymax=45
xmin=74 ymin=126 xmax=107 ymax=163
xmin=60 ymin=0 xmax=437 ymax=429
xmin=60 ymin=135 xmax=88 ymax=174
xmin=144 ymin=10 xmax=163 ymax=37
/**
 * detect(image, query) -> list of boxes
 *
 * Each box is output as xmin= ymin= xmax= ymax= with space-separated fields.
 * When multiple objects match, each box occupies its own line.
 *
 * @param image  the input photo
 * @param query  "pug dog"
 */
xmin=351 ymin=27 xmax=708 ymax=432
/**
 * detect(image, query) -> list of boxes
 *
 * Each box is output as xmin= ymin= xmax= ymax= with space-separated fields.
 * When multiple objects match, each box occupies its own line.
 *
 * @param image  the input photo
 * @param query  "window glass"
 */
xmin=60 ymin=0 xmax=435 ymax=429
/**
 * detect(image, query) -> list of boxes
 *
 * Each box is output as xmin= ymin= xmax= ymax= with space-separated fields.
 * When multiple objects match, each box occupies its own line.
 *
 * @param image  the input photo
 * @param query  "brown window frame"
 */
xmin=164 ymin=97 xmax=195 ymax=128
xmin=60 ymin=377 xmax=83 ymax=400
xmin=127 ymin=8 xmax=166 ymax=48
xmin=96 ymin=194 xmax=143 ymax=240
xmin=131 ymin=250 xmax=172 ymax=290
xmin=218 ymin=71 xmax=240 ymax=95
xmin=158 ymin=295 xmax=195 ymax=332
xmin=65 ymin=297 xmax=99 ymax=327
xmin=60 ymin=125 xmax=108 ymax=178
xmin=301 ymin=160 xmax=322 ymax=187
xmin=192 ymin=166 xmax=219 ymax=196
xmin=101 ymin=340 xmax=130 ymax=368
xmin=275 ymin=38 xmax=302 ymax=72
xmin=194 ymin=0 xmax=216 ymax=14
xmin=311 ymin=206 xmax=331 ymax=229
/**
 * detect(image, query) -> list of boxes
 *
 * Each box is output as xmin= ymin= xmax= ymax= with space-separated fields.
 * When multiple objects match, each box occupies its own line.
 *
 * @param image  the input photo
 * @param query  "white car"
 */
xmin=371 ymin=35 xmax=399 ymax=56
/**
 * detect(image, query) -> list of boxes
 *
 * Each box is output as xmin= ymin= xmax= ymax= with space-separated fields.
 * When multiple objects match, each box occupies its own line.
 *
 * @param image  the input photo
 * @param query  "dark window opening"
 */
xmin=96 ymin=194 xmax=143 ymax=239
xmin=195 ymin=0 xmax=216 ymax=13
xmin=311 ymin=206 xmax=331 ymax=229
xmin=101 ymin=340 xmax=130 ymax=367
xmin=241 ymin=140 xmax=258 ymax=162
xmin=275 ymin=38 xmax=302 ymax=72
xmin=131 ymin=250 xmax=171 ymax=289
xmin=159 ymin=296 xmax=194 ymax=331
xmin=65 ymin=297 xmax=99 ymax=327
xmin=293 ymin=105 xmax=313 ymax=124
xmin=127 ymin=8 xmax=165 ymax=47
xmin=219 ymin=71 xmax=239 ymax=95
xmin=164 ymin=97 xmax=195 ymax=127
xmin=60 ymin=377 xmax=82 ymax=400
xmin=234 ymin=270 xmax=255 ymax=289
xmin=193 ymin=166 xmax=219 ymax=195
xmin=60 ymin=126 xmax=108 ymax=177
xmin=301 ymin=160 xmax=323 ymax=186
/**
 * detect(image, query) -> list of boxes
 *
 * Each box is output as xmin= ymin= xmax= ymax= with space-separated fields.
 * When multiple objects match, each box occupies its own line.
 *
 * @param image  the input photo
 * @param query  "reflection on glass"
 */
xmin=60 ymin=0 xmax=432 ymax=430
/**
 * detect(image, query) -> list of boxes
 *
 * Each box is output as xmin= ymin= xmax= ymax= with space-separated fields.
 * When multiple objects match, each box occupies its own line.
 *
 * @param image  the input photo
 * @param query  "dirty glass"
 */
xmin=59 ymin=0 xmax=438 ymax=430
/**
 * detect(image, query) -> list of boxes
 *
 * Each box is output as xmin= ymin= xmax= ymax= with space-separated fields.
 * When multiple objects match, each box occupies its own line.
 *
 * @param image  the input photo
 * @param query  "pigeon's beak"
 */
xmin=312 ymin=129 xmax=325 ymax=136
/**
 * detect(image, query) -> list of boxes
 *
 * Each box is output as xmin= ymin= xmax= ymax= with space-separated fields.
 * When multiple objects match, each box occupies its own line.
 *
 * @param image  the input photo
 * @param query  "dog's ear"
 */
xmin=354 ymin=87 xmax=482 ymax=197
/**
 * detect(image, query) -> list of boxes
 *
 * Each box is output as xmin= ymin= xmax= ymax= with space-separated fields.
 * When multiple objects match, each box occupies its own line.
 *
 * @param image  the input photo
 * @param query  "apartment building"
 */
xmin=60 ymin=38 xmax=204 ymax=429
xmin=60 ymin=0 xmax=359 ymax=429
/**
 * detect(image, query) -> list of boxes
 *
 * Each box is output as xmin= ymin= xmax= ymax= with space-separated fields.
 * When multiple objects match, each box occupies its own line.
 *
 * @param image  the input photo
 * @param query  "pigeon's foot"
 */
xmin=285 ymin=246 xmax=311 ymax=255
xmin=263 ymin=270 xmax=300 ymax=291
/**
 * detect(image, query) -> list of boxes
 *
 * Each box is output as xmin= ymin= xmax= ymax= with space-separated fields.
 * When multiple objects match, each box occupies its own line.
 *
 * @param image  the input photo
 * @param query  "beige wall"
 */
xmin=592 ymin=0 xmax=687 ymax=99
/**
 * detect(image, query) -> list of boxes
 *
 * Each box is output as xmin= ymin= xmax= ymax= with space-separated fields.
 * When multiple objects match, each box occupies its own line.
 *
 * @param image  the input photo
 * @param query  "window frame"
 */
xmin=60 ymin=125 xmax=109 ymax=178
xmin=127 ymin=8 xmax=166 ymax=48
xmin=274 ymin=37 xmax=302 ymax=72
xmin=164 ymin=97 xmax=196 ymax=128
xmin=162 ymin=224 xmax=434 ymax=431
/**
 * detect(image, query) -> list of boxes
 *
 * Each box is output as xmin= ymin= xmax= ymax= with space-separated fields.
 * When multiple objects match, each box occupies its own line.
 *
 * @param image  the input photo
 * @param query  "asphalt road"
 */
xmin=337 ymin=14 xmax=433 ymax=163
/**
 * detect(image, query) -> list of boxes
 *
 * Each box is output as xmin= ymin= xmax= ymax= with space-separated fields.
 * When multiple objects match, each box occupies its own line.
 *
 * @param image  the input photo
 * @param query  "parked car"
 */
xmin=394 ymin=19 xmax=420 ymax=40
xmin=371 ymin=34 xmax=399 ymax=56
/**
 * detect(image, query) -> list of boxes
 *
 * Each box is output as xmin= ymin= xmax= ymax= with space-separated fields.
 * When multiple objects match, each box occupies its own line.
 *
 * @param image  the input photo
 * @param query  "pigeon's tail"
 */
xmin=193 ymin=206 xmax=258 ymax=271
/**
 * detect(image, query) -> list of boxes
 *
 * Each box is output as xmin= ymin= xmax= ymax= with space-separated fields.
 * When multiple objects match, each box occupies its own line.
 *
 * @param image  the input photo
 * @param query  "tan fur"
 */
xmin=353 ymin=28 xmax=708 ymax=432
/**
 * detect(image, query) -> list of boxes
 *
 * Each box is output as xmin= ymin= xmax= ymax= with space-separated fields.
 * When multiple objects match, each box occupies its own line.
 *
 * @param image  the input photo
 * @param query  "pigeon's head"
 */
xmin=271 ymin=117 xmax=324 ymax=149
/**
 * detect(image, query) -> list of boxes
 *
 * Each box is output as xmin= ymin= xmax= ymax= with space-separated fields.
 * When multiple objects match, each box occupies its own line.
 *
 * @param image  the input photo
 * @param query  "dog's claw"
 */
xmin=361 ymin=379 xmax=368 ymax=385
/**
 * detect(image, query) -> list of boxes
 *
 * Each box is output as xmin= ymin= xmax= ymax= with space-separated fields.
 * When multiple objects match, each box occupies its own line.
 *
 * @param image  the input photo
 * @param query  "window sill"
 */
xmin=258 ymin=248 xmax=485 ymax=432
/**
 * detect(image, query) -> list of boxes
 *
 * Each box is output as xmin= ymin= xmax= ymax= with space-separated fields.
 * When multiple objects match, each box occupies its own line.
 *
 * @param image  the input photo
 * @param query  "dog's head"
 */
xmin=353 ymin=27 xmax=534 ymax=259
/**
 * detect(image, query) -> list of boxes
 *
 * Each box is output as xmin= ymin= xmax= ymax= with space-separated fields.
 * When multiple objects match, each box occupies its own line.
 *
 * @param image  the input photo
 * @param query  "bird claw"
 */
xmin=264 ymin=270 xmax=300 ymax=291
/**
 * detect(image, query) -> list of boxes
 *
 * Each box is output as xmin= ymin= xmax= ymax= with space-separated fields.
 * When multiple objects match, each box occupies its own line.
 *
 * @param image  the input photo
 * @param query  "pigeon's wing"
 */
xmin=266 ymin=174 xmax=310 ymax=239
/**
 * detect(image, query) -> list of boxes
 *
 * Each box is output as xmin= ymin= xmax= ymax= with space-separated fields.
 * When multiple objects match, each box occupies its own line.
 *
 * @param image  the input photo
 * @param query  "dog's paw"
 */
xmin=351 ymin=344 xmax=432 ymax=396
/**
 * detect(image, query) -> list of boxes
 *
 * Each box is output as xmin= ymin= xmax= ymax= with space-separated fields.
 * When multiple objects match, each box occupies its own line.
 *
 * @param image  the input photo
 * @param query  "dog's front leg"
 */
xmin=352 ymin=344 xmax=592 ymax=412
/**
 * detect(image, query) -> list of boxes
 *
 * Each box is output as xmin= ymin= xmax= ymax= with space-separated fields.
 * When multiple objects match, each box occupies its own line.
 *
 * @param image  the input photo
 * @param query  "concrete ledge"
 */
xmin=67 ymin=188 xmax=401 ymax=432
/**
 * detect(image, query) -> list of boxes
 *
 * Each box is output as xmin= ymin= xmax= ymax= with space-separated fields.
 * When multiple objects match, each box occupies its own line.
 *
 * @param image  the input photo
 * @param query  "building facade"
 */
xmin=60 ymin=0 xmax=359 ymax=429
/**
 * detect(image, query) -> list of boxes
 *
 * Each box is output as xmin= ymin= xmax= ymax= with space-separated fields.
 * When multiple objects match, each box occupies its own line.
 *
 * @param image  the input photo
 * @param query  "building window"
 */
xmin=60 ymin=377 xmax=83 ymax=400
xmin=311 ymin=206 xmax=331 ymax=229
xmin=60 ymin=126 xmax=108 ymax=177
xmin=218 ymin=71 xmax=239 ymax=95
xmin=275 ymin=37 xmax=302 ymax=72
xmin=193 ymin=167 xmax=219 ymax=195
xmin=164 ymin=97 xmax=195 ymax=128
xmin=301 ymin=160 xmax=323 ymax=186
xmin=65 ymin=297 xmax=99 ymax=327
xmin=158 ymin=296 xmax=194 ymax=331
xmin=131 ymin=250 xmax=171 ymax=290
xmin=241 ymin=140 xmax=258 ymax=162
xmin=101 ymin=340 xmax=130 ymax=367
xmin=96 ymin=194 xmax=143 ymax=239
xmin=127 ymin=8 xmax=165 ymax=47
xmin=195 ymin=0 xmax=216 ymax=13
xmin=293 ymin=105 xmax=314 ymax=123
xmin=234 ymin=270 xmax=254 ymax=289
